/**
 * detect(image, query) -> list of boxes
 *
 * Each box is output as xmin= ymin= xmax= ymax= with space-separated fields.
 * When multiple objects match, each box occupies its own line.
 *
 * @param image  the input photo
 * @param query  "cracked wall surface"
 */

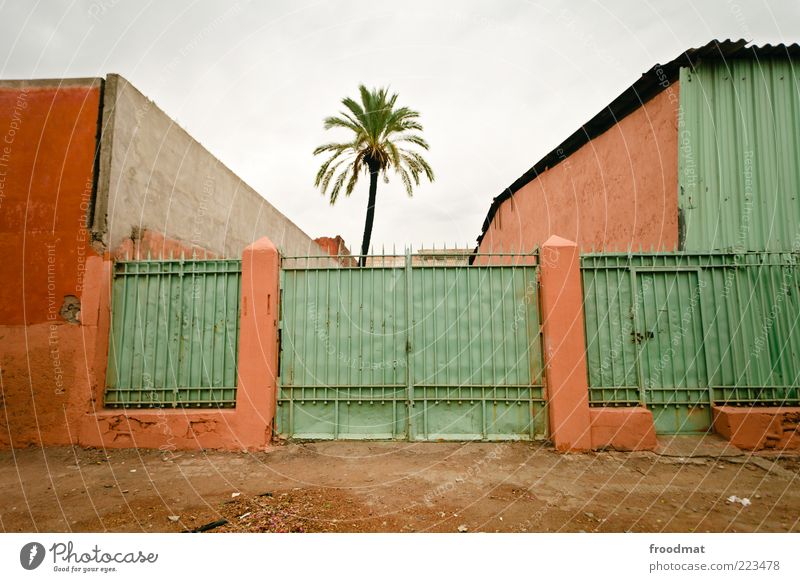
xmin=0 ymin=79 xmax=103 ymax=447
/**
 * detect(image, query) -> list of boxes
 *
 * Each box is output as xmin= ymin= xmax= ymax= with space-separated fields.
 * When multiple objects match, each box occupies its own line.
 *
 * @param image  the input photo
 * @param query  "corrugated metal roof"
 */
xmin=474 ymin=40 xmax=800 ymax=248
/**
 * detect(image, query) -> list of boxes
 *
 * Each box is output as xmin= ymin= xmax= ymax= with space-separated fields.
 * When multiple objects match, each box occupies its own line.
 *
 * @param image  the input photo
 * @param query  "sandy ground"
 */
xmin=1 ymin=436 xmax=798 ymax=533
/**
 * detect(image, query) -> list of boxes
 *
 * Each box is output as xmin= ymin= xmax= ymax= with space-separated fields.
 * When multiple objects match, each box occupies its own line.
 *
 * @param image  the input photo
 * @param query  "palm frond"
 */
xmin=313 ymin=84 xmax=434 ymax=206
xmin=401 ymin=149 xmax=435 ymax=182
xmin=397 ymin=166 xmax=414 ymax=196
xmin=323 ymin=115 xmax=362 ymax=133
xmin=319 ymin=155 xmax=353 ymax=195
xmin=395 ymin=134 xmax=429 ymax=150
xmin=344 ymin=152 xmax=365 ymax=197
xmin=315 ymin=146 xmax=353 ymax=187
xmin=329 ymin=167 xmax=352 ymax=204
xmin=342 ymin=95 xmax=366 ymax=127
xmin=313 ymin=141 xmax=352 ymax=156
xmin=384 ymin=140 xmax=402 ymax=170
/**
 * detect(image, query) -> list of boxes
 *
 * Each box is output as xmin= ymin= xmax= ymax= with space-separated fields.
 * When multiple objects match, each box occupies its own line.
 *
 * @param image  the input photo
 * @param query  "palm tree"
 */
xmin=313 ymin=85 xmax=434 ymax=266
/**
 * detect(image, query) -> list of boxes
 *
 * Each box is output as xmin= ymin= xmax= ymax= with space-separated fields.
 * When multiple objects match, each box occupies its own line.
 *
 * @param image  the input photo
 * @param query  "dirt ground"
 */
xmin=1 ymin=436 xmax=798 ymax=533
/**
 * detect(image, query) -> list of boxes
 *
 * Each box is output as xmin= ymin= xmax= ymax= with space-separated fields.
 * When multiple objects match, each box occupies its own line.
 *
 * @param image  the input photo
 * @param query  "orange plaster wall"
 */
xmin=712 ymin=406 xmax=800 ymax=451
xmin=0 ymin=82 xmax=102 ymax=324
xmin=478 ymin=85 xmax=680 ymax=254
xmin=0 ymin=81 xmax=103 ymax=447
xmin=590 ymin=407 xmax=657 ymax=451
xmin=313 ymin=235 xmax=356 ymax=266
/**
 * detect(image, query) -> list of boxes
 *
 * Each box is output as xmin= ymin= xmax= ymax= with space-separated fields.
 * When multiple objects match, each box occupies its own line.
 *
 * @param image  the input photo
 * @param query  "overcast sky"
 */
xmin=1 ymin=0 xmax=798 ymax=251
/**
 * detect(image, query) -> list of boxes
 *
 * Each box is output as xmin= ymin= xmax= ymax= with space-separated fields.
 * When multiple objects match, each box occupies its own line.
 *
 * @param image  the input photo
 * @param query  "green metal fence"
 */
xmin=277 ymin=252 xmax=545 ymax=441
xmin=582 ymin=252 xmax=800 ymax=433
xmin=105 ymin=259 xmax=242 ymax=408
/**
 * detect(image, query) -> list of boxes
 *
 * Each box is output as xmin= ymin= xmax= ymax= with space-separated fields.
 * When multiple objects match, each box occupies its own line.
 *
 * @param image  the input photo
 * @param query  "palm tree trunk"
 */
xmin=359 ymin=163 xmax=379 ymax=267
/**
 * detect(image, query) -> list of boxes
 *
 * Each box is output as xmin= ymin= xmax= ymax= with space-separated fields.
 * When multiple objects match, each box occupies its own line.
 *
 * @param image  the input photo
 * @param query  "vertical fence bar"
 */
xmin=405 ymin=249 xmax=415 ymax=440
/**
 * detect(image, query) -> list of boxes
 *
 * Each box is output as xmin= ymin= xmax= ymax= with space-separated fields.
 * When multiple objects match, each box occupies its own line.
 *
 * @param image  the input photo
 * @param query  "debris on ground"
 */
xmin=188 ymin=519 xmax=228 ymax=533
xmin=2 ymin=443 xmax=799 ymax=533
xmin=216 ymin=491 xmax=358 ymax=533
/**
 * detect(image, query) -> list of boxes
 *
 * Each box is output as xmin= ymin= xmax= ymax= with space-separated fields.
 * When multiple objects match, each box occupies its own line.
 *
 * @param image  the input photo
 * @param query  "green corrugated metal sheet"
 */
xmin=105 ymin=259 xmax=242 ymax=407
xmin=678 ymin=60 xmax=800 ymax=252
xmin=582 ymin=252 xmax=800 ymax=434
xmin=277 ymin=255 xmax=545 ymax=441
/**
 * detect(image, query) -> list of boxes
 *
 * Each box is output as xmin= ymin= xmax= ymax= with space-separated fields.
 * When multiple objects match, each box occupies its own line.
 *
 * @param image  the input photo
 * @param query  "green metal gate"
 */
xmin=277 ymin=252 xmax=546 ymax=441
xmin=105 ymin=258 xmax=242 ymax=408
xmin=582 ymin=252 xmax=800 ymax=434
xmin=633 ymin=269 xmax=710 ymax=433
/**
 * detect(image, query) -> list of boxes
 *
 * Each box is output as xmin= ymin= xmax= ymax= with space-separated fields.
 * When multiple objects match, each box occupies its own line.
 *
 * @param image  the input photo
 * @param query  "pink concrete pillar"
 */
xmin=235 ymin=237 xmax=281 ymax=447
xmin=79 ymin=254 xmax=113 ymax=408
xmin=539 ymin=235 xmax=592 ymax=451
xmin=77 ymin=254 xmax=113 ymax=445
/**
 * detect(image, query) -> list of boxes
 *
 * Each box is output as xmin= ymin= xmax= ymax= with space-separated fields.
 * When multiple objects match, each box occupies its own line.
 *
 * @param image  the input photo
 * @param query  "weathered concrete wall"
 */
xmin=478 ymin=86 xmax=680 ymax=254
xmin=0 ymin=78 xmax=104 ymax=446
xmin=92 ymin=74 xmax=324 ymax=259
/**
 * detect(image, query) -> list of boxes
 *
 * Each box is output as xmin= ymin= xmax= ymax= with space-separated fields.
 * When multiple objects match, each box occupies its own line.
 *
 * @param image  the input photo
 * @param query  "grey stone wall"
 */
xmin=92 ymin=74 xmax=325 ymax=259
